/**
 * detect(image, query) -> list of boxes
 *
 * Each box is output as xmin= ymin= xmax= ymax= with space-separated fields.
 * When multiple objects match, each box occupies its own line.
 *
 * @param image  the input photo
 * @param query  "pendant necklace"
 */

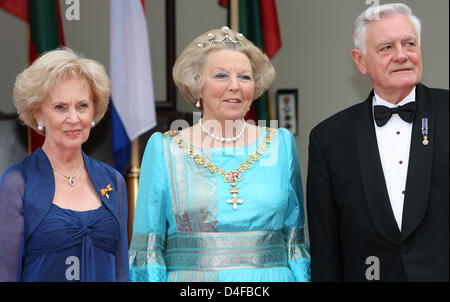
xmin=52 ymin=158 xmax=84 ymax=186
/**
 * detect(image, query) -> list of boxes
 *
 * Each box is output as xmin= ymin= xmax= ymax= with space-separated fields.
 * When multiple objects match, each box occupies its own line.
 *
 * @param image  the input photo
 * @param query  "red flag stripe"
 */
xmin=55 ymin=0 xmax=66 ymax=46
xmin=245 ymin=103 xmax=257 ymax=124
xmin=0 ymin=0 xmax=28 ymax=21
xmin=259 ymin=0 xmax=282 ymax=58
xmin=218 ymin=0 xmax=228 ymax=8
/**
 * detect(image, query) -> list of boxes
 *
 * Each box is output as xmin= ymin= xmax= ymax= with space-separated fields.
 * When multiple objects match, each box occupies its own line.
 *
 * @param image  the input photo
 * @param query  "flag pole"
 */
xmin=126 ymin=138 xmax=140 ymax=247
xmin=126 ymin=0 xmax=145 ymax=248
xmin=26 ymin=24 xmax=32 ymax=155
xmin=230 ymin=0 xmax=239 ymax=31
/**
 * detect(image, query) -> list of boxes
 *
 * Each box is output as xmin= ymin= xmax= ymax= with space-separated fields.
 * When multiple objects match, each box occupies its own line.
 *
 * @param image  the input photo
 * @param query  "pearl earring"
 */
xmin=196 ymin=99 xmax=201 ymax=108
xmin=37 ymin=122 xmax=44 ymax=132
xmin=90 ymin=120 xmax=96 ymax=128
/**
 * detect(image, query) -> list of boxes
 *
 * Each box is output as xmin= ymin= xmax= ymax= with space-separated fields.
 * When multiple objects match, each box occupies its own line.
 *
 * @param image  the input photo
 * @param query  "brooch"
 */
xmin=100 ymin=184 xmax=114 ymax=199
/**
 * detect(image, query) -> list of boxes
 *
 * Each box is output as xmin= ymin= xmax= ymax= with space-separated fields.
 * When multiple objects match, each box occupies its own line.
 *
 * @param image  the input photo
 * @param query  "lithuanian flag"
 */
xmin=0 ymin=0 xmax=65 ymax=153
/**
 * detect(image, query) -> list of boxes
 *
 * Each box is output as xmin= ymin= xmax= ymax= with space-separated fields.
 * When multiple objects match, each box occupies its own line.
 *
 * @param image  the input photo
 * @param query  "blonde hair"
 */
xmin=13 ymin=47 xmax=111 ymax=132
xmin=173 ymin=28 xmax=275 ymax=110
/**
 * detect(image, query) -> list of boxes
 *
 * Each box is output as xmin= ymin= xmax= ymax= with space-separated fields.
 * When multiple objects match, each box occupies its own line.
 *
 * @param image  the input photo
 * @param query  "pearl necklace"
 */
xmin=199 ymin=118 xmax=246 ymax=143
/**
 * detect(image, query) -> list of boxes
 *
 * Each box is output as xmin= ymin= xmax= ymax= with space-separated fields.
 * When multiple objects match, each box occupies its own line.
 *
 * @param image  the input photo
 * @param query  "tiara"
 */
xmin=197 ymin=26 xmax=246 ymax=48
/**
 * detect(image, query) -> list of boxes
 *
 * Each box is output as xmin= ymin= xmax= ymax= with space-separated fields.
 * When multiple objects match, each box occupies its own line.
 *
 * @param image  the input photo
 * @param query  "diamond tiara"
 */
xmin=197 ymin=26 xmax=246 ymax=48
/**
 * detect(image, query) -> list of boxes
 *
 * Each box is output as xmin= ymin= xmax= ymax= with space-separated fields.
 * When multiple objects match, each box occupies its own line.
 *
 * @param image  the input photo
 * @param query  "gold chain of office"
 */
xmin=165 ymin=127 xmax=276 ymax=210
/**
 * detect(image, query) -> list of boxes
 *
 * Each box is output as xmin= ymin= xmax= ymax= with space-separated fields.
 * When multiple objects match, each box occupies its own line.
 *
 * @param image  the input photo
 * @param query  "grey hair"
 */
xmin=352 ymin=3 xmax=421 ymax=54
xmin=172 ymin=28 xmax=275 ymax=110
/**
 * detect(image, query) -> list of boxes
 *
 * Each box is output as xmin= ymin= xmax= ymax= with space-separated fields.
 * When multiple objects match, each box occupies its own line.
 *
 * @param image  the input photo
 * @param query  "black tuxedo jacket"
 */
xmin=306 ymin=83 xmax=448 ymax=281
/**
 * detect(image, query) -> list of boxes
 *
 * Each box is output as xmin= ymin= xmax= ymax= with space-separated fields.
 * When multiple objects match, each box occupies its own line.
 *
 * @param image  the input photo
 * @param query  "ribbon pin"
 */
xmin=421 ymin=118 xmax=429 ymax=145
xmin=100 ymin=184 xmax=114 ymax=199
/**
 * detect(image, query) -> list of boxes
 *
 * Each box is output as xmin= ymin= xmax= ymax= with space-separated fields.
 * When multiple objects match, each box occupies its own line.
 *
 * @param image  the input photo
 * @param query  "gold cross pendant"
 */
xmin=224 ymin=171 xmax=243 ymax=210
xmin=227 ymin=192 xmax=243 ymax=210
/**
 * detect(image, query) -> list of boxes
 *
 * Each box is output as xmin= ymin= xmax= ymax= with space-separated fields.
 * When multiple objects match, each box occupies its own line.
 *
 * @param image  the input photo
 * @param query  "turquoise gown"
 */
xmin=129 ymin=127 xmax=310 ymax=282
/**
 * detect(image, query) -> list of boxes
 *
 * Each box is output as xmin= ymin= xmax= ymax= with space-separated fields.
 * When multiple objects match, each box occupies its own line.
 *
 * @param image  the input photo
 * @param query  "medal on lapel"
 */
xmin=421 ymin=118 xmax=429 ymax=145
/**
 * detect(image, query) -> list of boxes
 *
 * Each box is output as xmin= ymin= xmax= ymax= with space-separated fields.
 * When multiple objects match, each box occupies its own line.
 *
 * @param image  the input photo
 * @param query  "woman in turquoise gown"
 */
xmin=129 ymin=27 xmax=310 ymax=282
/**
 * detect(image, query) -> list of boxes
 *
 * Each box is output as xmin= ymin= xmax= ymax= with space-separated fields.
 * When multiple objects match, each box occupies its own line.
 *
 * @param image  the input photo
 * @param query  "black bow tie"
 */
xmin=373 ymin=102 xmax=416 ymax=127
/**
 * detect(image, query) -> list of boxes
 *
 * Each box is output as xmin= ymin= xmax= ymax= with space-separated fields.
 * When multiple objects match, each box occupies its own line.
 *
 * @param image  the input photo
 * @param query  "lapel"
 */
xmin=401 ymin=83 xmax=433 ymax=242
xmin=23 ymin=148 xmax=55 ymax=241
xmin=357 ymin=91 xmax=401 ymax=246
xmin=82 ymin=152 xmax=121 ymax=225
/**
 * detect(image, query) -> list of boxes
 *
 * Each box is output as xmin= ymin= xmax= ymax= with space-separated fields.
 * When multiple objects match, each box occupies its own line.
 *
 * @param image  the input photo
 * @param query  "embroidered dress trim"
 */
xmin=129 ymin=233 xmax=166 ymax=267
xmin=168 ymin=270 xmax=219 ymax=282
xmin=163 ymin=134 xmax=219 ymax=232
xmin=282 ymin=227 xmax=310 ymax=261
xmin=165 ymin=230 xmax=288 ymax=271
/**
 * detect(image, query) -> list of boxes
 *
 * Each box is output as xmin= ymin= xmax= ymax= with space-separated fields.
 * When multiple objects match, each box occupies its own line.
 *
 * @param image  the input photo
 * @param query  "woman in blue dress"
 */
xmin=129 ymin=27 xmax=310 ymax=282
xmin=0 ymin=48 xmax=129 ymax=282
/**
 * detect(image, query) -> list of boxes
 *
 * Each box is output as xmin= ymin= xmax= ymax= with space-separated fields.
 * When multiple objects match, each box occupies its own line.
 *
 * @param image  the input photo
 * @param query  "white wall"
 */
xmin=1 ymin=0 xmax=448 ymax=184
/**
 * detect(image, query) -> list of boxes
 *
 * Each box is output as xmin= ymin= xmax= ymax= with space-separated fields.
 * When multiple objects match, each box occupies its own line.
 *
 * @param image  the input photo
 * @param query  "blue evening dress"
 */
xmin=0 ymin=148 xmax=130 ymax=282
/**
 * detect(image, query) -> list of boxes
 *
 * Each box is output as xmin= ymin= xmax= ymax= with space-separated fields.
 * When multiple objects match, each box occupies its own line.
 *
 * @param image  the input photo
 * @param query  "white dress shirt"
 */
xmin=372 ymin=88 xmax=415 ymax=231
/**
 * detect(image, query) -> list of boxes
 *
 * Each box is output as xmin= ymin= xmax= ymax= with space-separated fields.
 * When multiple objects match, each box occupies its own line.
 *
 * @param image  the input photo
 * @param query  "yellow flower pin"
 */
xmin=100 ymin=184 xmax=114 ymax=199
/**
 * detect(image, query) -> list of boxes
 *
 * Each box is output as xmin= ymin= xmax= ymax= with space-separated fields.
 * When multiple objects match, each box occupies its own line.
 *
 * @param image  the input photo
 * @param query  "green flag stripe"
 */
xmin=239 ymin=0 xmax=271 ymax=124
xmin=223 ymin=0 xmax=272 ymax=123
xmin=29 ymin=0 xmax=60 ymax=54
xmin=254 ymin=92 xmax=270 ymax=123
xmin=239 ymin=0 xmax=263 ymax=49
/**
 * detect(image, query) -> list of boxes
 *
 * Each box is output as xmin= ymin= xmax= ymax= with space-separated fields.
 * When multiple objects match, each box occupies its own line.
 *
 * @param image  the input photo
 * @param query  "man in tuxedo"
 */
xmin=307 ymin=3 xmax=448 ymax=281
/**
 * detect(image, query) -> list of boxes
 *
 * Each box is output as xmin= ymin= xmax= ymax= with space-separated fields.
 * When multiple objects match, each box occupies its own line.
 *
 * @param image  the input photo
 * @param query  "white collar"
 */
xmin=373 ymin=87 xmax=416 ymax=108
